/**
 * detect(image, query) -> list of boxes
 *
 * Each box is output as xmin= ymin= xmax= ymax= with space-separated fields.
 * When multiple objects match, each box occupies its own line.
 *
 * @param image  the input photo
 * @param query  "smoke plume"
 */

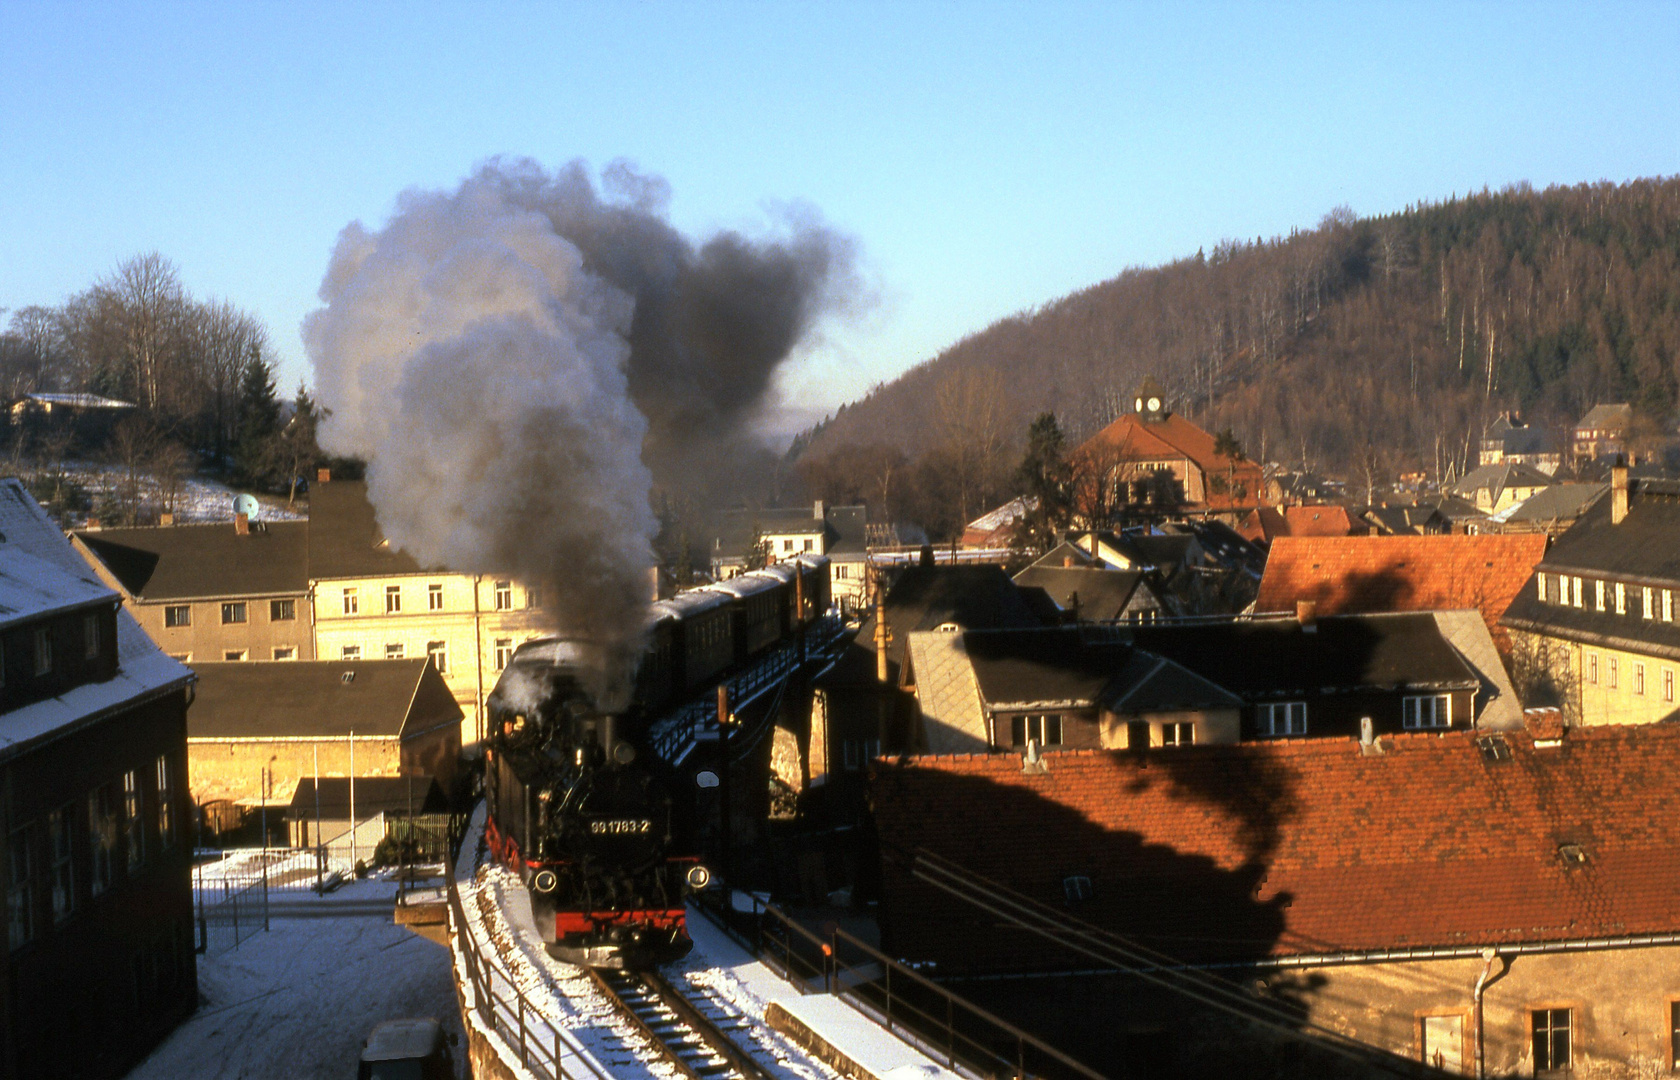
xmin=304 ymin=158 xmax=854 ymax=707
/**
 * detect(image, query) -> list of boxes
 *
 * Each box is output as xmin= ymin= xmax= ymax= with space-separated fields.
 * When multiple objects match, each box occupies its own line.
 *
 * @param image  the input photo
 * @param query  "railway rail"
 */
xmin=589 ymin=967 xmax=778 ymax=1080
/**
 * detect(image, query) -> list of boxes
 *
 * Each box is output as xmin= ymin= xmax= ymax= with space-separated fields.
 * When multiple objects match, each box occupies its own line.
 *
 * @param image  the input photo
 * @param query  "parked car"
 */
xmin=357 ymin=1018 xmax=457 ymax=1080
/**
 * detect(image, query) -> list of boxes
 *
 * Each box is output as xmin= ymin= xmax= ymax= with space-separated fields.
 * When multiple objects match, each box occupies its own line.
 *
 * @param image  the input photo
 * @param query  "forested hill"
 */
xmin=794 ymin=178 xmax=1680 ymax=491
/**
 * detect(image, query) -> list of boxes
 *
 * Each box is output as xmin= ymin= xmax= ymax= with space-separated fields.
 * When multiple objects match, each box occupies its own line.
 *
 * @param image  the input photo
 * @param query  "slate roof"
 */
xmin=188 ymin=659 xmax=462 ymax=740
xmin=0 ymin=541 xmax=118 ymax=632
xmin=904 ymin=631 xmax=988 ymax=754
xmin=0 ymin=479 xmax=193 ymax=761
xmin=76 ymin=520 xmax=310 ymax=599
xmin=1493 ymin=482 xmax=1606 ymax=526
xmin=1576 ymin=403 xmax=1632 ymax=431
xmin=1416 ymin=492 xmax=1489 ymax=523
xmin=1502 ymin=479 xmax=1680 ymax=657
xmin=1119 ymin=612 xmax=1479 ymax=698
xmin=1010 ymin=566 xmax=1148 ymax=621
xmin=306 ymin=480 xmax=429 ymax=578
xmin=1254 ymin=534 xmax=1548 ymax=653
xmin=707 ymin=503 xmax=867 ymax=560
xmin=857 ymin=565 xmax=1047 ymax=678
xmin=1450 ymin=460 xmax=1558 ymax=504
xmin=873 ymin=723 xmax=1680 ymax=969
xmin=286 ymin=775 xmax=447 ymax=818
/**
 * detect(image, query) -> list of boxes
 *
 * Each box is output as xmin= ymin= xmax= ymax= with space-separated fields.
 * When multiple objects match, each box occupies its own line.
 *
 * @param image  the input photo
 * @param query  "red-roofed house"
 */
xmin=1072 ymin=378 xmax=1264 ymax=516
xmin=1236 ymin=504 xmax=1367 ymax=545
xmin=1254 ymin=533 xmax=1547 ymax=656
xmin=873 ymin=726 xmax=1680 ymax=1075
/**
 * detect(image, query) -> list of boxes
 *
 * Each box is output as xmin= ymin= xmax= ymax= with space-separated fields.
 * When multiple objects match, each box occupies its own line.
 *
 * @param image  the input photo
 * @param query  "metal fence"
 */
xmin=197 ymin=874 xmax=268 ymax=955
xmin=693 ymin=889 xmax=1108 ymax=1080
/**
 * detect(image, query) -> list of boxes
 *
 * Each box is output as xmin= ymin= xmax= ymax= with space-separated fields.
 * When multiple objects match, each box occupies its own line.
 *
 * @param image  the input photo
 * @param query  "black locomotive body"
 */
xmin=484 ymin=555 xmax=828 ymax=968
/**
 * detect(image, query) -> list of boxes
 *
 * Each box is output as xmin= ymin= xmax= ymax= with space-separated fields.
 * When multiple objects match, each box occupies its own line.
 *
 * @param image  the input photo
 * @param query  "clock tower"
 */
xmin=1133 ymin=376 xmax=1168 ymax=422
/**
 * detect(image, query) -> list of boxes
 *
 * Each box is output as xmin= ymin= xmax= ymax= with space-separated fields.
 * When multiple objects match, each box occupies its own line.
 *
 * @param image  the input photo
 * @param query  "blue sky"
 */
xmin=3 ymin=2 xmax=1678 ymax=439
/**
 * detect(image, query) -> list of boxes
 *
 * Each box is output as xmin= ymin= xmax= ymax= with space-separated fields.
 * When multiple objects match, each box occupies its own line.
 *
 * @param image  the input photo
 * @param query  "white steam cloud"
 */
xmin=304 ymin=159 xmax=855 ymax=710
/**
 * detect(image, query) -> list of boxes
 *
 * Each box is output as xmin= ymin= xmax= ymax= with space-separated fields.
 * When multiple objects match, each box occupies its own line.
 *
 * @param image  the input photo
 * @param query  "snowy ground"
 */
xmin=125 ymin=875 xmax=465 ymax=1080
xmin=45 ymin=460 xmax=305 ymax=525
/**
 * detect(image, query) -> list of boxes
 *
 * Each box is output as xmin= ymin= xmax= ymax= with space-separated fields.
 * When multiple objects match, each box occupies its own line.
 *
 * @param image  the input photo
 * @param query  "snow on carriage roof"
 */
xmin=0 ymin=479 xmax=193 ymax=761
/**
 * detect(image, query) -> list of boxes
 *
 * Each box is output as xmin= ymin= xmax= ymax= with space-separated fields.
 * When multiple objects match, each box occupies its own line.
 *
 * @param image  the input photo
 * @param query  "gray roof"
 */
xmin=189 ymin=659 xmax=462 ymax=740
xmin=905 ymin=631 xmax=988 ymax=753
xmin=1576 ymin=403 xmax=1632 ymax=431
xmin=306 ymin=481 xmax=432 ymax=578
xmin=706 ymin=503 xmax=867 ymax=561
xmin=1431 ymin=610 xmax=1522 ymax=730
xmin=77 ymin=520 xmax=310 ymax=599
xmin=1451 ymin=461 xmax=1558 ymax=503
xmin=1011 ymin=565 xmax=1149 ymax=620
xmin=288 ymin=776 xmax=446 ymax=818
xmin=960 ymin=627 xmax=1243 ymax=714
xmin=1499 ymin=482 xmax=1607 ymax=525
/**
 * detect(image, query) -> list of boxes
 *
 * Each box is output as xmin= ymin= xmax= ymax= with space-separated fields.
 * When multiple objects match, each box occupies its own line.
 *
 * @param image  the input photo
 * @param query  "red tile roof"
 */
xmin=1075 ymin=413 xmax=1264 ymax=511
xmin=1238 ymin=505 xmax=1362 ymax=543
xmin=1254 ymin=534 xmax=1547 ymax=654
xmin=873 ymin=726 xmax=1680 ymax=974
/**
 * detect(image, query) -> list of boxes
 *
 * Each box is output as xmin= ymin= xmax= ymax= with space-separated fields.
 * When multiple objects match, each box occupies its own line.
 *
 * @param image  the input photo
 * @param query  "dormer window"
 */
xmin=1614 ymin=581 xmax=1626 ymax=615
xmin=1595 ymin=580 xmax=1606 ymax=611
xmin=33 ymin=627 xmax=51 ymax=677
xmin=83 ymin=614 xmax=99 ymax=660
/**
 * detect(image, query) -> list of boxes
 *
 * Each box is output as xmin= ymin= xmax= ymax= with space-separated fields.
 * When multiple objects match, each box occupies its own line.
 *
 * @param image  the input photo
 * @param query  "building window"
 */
xmin=1609 ymin=657 xmax=1619 ymax=690
xmin=1644 ymin=587 xmax=1655 ymax=620
xmin=83 ymin=613 xmax=100 ymax=659
xmin=222 ymin=650 xmax=247 ymax=661
xmin=1571 ymin=576 xmax=1583 ymax=608
xmin=164 ymin=605 xmax=191 ymax=628
xmin=427 ymin=641 xmax=447 ymax=673
xmin=1009 ymin=714 xmax=1063 ymax=747
xmin=835 ymin=564 xmax=848 ymax=580
xmin=340 ymin=645 xmax=361 ymax=661
xmin=803 ymin=539 xmax=815 ymax=552
xmin=494 ymin=581 xmax=512 ymax=611
xmin=270 ymin=598 xmax=295 ymax=621
xmin=1403 ymin=694 xmax=1451 ymax=729
xmin=8 ymin=825 xmax=33 ymax=950
xmin=342 ymin=588 xmax=358 ymax=615
xmin=1615 ymin=581 xmax=1626 ymax=614
xmin=493 ymin=638 xmax=513 ymax=670
xmin=384 ymin=643 xmax=404 ymax=660
xmin=1595 ymin=579 xmax=1606 ymax=611
xmin=841 ymin=738 xmax=881 ymax=770
xmin=1636 ymin=663 xmax=1647 ymax=696
xmin=1161 ymin=722 xmax=1194 ymax=747
xmin=781 ymin=539 xmax=793 ymax=553
xmin=1062 ymin=875 xmax=1094 ymax=903
xmin=48 ymin=807 xmax=73 ymax=924
xmin=155 ymin=756 xmax=174 ymax=850
xmin=1532 ymin=1008 xmax=1571 ymax=1072
xmin=525 ymin=586 xmax=542 ymax=610
xmin=1588 ymin=653 xmax=1599 ymax=684
xmin=1666 ymin=589 xmax=1675 ymax=623
xmin=385 ymin=585 xmax=401 ymax=614
xmin=1670 ymin=1001 xmax=1680 ymax=1070
xmin=427 ymin=583 xmax=444 ymax=611
xmin=88 ymin=787 xmax=114 ymax=897
xmin=221 ymin=601 xmax=247 ymax=625
xmin=1666 ymin=668 xmax=1675 ymax=704
xmin=1259 ymin=702 xmax=1308 ymax=736
xmin=33 ymin=627 xmax=51 ymax=676
xmin=272 ymin=646 xmax=296 ymax=660
xmin=123 ymin=770 xmax=143 ymax=872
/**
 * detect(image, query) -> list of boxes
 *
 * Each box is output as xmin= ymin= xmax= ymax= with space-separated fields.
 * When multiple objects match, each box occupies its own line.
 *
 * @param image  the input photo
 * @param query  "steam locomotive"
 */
xmin=484 ymin=556 xmax=829 ymax=967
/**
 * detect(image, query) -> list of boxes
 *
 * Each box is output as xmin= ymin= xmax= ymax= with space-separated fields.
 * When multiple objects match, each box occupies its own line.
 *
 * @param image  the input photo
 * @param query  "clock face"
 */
xmin=1147 ymin=397 xmax=1161 ymax=412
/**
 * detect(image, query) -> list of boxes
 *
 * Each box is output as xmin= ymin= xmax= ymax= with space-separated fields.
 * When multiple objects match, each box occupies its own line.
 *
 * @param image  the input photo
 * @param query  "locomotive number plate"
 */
xmin=589 ymin=819 xmax=652 ymax=835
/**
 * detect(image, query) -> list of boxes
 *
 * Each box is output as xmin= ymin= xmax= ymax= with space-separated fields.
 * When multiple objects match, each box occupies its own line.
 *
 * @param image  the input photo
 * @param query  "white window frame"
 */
xmin=385 ymin=585 xmax=401 ymax=614
xmin=1009 ymin=714 xmax=1063 ymax=747
xmin=1402 ymin=694 xmax=1452 ymax=729
xmin=222 ymin=650 xmax=247 ymax=661
xmin=427 ymin=640 xmax=447 ymax=673
xmin=1588 ymin=652 xmax=1598 ymax=684
xmin=1595 ymin=579 xmax=1606 ymax=611
xmin=525 ymin=586 xmax=542 ymax=610
xmin=1615 ymin=581 xmax=1626 ymax=614
xmin=270 ymin=598 xmax=296 ymax=622
xmin=493 ymin=637 xmax=513 ymax=670
xmin=271 ymin=646 xmax=296 ymax=661
xmin=1162 ymin=722 xmax=1195 ymax=747
xmin=1259 ymin=702 xmax=1307 ymax=736
xmin=1572 ymin=576 xmax=1583 ymax=608
xmin=1666 ymin=667 xmax=1675 ymax=704
xmin=384 ymin=643 xmax=404 ymax=660
xmin=340 ymin=644 xmax=361 ymax=661
xmin=427 ymin=583 xmax=444 ymax=611
xmin=1644 ymin=587 xmax=1655 ymax=620
xmin=221 ymin=601 xmax=247 ymax=625
xmin=164 ymin=605 xmax=191 ymax=628
xmin=494 ymin=581 xmax=512 ymax=611
xmin=1609 ymin=656 xmax=1619 ymax=689
xmin=1666 ymin=589 xmax=1675 ymax=623
xmin=342 ymin=588 xmax=358 ymax=615
xmin=1636 ymin=662 xmax=1646 ymax=696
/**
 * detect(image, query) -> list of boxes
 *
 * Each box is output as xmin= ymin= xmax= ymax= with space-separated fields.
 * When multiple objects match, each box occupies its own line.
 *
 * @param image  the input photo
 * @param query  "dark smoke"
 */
xmin=303 ymin=158 xmax=856 ymax=707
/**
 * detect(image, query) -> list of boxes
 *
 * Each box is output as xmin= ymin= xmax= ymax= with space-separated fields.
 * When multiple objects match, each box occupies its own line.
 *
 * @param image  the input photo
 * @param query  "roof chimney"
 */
xmin=317 ymin=467 xmax=331 ymax=483
xmin=1296 ymin=599 xmax=1317 ymax=632
xmin=1062 ymin=555 xmax=1074 ymax=568
xmin=234 ymin=512 xmax=250 ymax=536
xmin=1612 ymin=455 xmax=1629 ymax=525
xmin=158 ymin=511 xmax=173 ymax=527
xmin=813 ymin=499 xmax=825 ymax=521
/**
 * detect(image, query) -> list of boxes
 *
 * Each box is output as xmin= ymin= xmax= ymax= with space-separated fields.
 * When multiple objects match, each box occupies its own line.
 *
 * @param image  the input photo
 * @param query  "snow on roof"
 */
xmin=0 ymin=479 xmax=192 ymax=761
xmin=0 ymin=546 xmax=117 ymax=631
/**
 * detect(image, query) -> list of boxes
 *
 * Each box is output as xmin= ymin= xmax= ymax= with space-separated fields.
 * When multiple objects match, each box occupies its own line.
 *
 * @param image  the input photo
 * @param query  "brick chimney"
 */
xmin=1612 ymin=456 xmax=1629 ymax=525
xmin=317 ymin=467 xmax=331 ymax=483
xmin=812 ymin=499 xmax=824 ymax=521
xmin=1296 ymin=600 xmax=1317 ymax=632
xmin=234 ymin=512 xmax=250 ymax=536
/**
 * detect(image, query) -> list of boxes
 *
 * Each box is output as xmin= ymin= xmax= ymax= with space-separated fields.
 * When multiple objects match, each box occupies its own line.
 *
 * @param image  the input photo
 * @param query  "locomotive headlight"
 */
xmin=532 ymin=870 xmax=559 ymax=894
xmin=686 ymin=865 xmax=712 ymax=890
xmin=611 ymin=741 xmax=636 ymax=765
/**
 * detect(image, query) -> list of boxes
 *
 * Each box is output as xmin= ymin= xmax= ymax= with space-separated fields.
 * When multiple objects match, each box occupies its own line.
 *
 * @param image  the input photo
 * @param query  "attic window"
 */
xmin=1476 ymin=734 xmax=1512 ymax=763
xmin=1558 ymin=843 xmax=1588 ymax=868
xmin=935 ymin=622 xmax=961 ymax=633
xmin=1062 ymin=875 xmax=1093 ymax=903
xmin=341 ymin=671 xmax=355 ymax=685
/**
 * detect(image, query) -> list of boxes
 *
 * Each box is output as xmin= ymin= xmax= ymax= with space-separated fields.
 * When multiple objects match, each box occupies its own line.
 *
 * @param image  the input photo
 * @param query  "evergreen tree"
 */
xmin=276 ymin=383 xmax=325 ymax=505
xmin=1013 ymin=413 xmax=1071 ymax=553
xmin=233 ymin=349 xmax=282 ymax=487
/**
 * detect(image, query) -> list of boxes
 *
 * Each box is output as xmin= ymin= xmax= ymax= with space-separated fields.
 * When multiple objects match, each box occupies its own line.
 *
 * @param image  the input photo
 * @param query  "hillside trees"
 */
xmin=797 ymin=179 xmax=1680 ymax=494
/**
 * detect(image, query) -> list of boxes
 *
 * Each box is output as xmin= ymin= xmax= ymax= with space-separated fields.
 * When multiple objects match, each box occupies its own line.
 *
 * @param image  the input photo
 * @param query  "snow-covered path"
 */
xmin=125 ymin=877 xmax=465 ymax=1080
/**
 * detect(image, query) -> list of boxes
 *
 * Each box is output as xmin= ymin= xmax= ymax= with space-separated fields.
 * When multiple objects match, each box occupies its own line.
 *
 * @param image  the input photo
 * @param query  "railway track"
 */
xmin=590 ymin=967 xmax=777 ymax=1080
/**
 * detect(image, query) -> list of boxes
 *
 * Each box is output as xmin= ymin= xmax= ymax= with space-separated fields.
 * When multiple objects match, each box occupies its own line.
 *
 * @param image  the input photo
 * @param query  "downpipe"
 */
xmin=1473 ymin=947 xmax=1501 ymax=1079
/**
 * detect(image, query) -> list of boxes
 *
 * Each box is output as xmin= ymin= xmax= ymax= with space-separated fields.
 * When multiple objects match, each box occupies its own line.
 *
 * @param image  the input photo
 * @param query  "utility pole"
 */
xmin=717 ymin=684 xmax=731 ymax=886
xmin=349 ymin=729 xmax=357 ymax=870
xmin=313 ymin=742 xmax=323 ymax=894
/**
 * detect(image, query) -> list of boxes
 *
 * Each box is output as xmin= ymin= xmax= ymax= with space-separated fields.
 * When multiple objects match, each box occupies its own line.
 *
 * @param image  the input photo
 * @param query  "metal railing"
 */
xmin=446 ymin=851 xmax=613 ymax=1080
xmin=694 ymin=889 xmax=1107 ymax=1080
xmin=197 ymin=874 xmax=267 ymax=955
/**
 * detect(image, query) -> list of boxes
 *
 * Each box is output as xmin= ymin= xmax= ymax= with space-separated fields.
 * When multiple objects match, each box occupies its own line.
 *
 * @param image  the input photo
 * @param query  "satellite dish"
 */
xmin=232 ymin=493 xmax=260 ymax=520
